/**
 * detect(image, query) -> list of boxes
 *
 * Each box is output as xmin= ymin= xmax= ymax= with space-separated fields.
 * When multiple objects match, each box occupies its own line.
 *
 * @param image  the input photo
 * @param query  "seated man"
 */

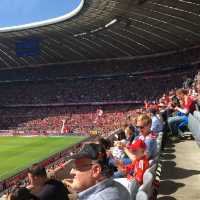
xmin=63 ymin=143 xmax=130 ymax=200
xmin=168 ymin=89 xmax=195 ymax=137
xmin=125 ymin=114 xmax=158 ymax=161
xmin=27 ymin=164 xmax=69 ymax=200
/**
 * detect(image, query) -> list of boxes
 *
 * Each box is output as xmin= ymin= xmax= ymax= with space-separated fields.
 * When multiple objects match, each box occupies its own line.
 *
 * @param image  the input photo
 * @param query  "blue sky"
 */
xmin=0 ymin=0 xmax=81 ymax=28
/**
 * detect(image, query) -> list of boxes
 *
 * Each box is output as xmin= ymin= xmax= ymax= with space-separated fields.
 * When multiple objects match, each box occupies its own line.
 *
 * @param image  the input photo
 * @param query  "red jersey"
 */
xmin=125 ymin=155 xmax=149 ymax=185
xmin=183 ymin=96 xmax=195 ymax=113
xmin=144 ymin=102 xmax=150 ymax=109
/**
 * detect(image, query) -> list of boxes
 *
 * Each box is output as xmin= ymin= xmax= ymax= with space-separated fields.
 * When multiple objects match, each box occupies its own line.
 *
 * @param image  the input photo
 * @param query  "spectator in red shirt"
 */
xmin=115 ymin=139 xmax=149 ymax=199
xmin=168 ymin=89 xmax=195 ymax=137
xmin=124 ymin=140 xmax=149 ymax=184
xmin=176 ymin=89 xmax=195 ymax=114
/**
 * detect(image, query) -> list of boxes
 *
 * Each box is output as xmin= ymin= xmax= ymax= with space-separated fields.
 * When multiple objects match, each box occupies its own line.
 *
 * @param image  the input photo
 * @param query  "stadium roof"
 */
xmin=0 ymin=0 xmax=200 ymax=69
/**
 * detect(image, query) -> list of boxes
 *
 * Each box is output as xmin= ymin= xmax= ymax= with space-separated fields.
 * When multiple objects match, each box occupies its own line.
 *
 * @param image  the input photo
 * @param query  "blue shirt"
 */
xmin=136 ymin=133 xmax=158 ymax=159
xmin=78 ymin=178 xmax=130 ymax=200
xmin=151 ymin=116 xmax=163 ymax=134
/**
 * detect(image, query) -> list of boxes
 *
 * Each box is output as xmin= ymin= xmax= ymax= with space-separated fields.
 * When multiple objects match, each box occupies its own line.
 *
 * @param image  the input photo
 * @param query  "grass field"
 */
xmin=0 ymin=136 xmax=86 ymax=181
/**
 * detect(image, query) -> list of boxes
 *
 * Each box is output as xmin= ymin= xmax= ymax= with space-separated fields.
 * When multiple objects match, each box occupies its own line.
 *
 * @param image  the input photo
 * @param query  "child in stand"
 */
xmin=115 ymin=139 xmax=149 ymax=198
xmin=124 ymin=140 xmax=149 ymax=184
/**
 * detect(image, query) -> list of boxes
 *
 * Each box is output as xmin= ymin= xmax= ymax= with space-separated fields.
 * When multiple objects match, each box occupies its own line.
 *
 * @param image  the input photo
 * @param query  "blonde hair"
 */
xmin=137 ymin=114 xmax=152 ymax=126
xmin=176 ymin=88 xmax=188 ymax=96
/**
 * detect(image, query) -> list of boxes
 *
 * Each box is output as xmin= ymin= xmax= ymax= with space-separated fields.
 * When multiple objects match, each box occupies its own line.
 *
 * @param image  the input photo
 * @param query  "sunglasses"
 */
xmin=136 ymin=126 xmax=145 ymax=129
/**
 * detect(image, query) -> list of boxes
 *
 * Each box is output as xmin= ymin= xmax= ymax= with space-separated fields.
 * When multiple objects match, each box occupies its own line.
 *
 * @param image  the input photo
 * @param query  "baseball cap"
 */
xmin=71 ymin=143 xmax=115 ymax=177
xmin=71 ymin=143 xmax=107 ymax=162
xmin=128 ymin=139 xmax=146 ymax=151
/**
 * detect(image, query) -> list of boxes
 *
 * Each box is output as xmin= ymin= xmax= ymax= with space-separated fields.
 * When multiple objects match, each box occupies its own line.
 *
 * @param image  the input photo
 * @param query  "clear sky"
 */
xmin=0 ymin=0 xmax=81 ymax=28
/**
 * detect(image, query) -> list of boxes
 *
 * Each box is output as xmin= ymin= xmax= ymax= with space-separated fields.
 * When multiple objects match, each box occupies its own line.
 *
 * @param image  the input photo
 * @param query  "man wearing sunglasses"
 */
xmin=63 ymin=143 xmax=130 ymax=200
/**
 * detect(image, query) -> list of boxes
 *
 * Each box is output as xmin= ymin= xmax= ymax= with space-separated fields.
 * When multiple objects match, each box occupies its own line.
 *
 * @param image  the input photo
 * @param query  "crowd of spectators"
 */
xmin=1 ymin=110 xmax=162 ymax=200
xmin=0 ymin=71 xmax=190 ymax=105
xmin=0 ymin=70 xmax=193 ymax=134
xmin=0 ymin=67 xmax=199 ymax=200
xmin=0 ymin=57 xmax=194 ymax=83
xmin=158 ymin=76 xmax=198 ymax=141
xmin=1 ymin=72 xmax=199 ymax=199
xmin=0 ymin=105 xmax=142 ymax=135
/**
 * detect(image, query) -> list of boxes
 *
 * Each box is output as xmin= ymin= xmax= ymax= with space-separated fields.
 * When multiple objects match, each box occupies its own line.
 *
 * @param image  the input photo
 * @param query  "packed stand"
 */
xmin=1 ymin=109 xmax=164 ymax=200
xmin=0 ymin=105 xmax=142 ymax=136
xmin=1 ymin=73 xmax=199 ymax=200
xmin=0 ymin=72 xmax=189 ymax=105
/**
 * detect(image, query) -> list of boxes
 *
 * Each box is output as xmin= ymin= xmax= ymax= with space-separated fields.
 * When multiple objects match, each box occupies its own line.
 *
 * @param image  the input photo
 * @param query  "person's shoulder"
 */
xmin=151 ymin=115 xmax=157 ymax=120
xmin=97 ymin=181 xmax=130 ymax=200
xmin=38 ymin=179 xmax=69 ymax=200
xmin=37 ymin=183 xmax=55 ymax=200
xmin=43 ymin=179 xmax=68 ymax=193
xmin=45 ymin=179 xmax=61 ymax=186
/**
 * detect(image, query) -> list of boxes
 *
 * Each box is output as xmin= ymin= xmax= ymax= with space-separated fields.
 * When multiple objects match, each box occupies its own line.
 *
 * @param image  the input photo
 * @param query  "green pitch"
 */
xmin=0 ymin=136 xmax=86 ymax=181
